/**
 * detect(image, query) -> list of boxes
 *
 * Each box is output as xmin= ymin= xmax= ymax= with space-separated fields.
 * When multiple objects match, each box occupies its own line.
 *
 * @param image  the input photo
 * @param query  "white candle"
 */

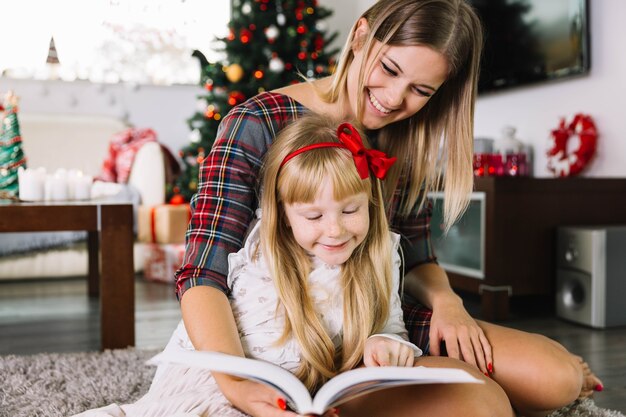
xmin=47 ymin=169 xmax=69 ymax=201
xmin=73 ymin=173 xmax=93 ymax=200
xmin=17 ymin=167 xmax=46 ymax=201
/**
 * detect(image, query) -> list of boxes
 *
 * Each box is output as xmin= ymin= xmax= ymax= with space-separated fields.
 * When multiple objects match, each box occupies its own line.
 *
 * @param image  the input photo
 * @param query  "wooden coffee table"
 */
xmin=0 ymin=201 xmax=135 ymax=350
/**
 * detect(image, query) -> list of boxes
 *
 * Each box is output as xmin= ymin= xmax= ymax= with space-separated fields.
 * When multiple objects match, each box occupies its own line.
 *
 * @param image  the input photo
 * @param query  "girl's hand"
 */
xmin=217 ymin=376 xmax=300 ymax=417
xmin=428 ymin=295 xmax=493 ymax=375
xmin=363 ymin=336 xmax=415 ymax=367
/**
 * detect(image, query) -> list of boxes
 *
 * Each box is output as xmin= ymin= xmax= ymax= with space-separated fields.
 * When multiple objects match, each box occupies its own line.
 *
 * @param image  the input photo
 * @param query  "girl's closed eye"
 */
xmin=304 ymin=213 xmax=322 ymax=221
xmin=343 ymin=205 xmax=361 ymax=215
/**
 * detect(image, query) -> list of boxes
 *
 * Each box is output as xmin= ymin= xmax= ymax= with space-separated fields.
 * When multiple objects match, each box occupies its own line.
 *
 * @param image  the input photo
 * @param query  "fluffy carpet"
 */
xmin=0 ymin=349 xmax=623 ymax=417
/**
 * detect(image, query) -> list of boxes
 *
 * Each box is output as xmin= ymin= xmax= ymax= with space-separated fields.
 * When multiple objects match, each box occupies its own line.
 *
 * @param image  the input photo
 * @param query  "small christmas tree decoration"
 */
xmin=0 ymin=91 xmax=27 ymax=199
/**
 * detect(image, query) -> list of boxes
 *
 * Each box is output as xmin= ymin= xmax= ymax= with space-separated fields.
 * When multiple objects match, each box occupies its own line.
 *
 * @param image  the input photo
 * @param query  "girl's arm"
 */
xmin=364 ymin=234 xmax=421 ymax=367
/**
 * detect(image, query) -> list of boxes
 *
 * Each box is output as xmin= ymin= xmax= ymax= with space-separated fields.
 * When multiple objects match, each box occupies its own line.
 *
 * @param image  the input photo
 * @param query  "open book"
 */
xmin=149 ymin=350 xmax=482 ymax=415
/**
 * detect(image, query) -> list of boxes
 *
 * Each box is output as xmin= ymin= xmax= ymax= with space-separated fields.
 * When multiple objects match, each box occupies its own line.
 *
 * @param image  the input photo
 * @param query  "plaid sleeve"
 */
xmin=390 ymin=194 xmax=438 ymax=271
xmin=175 ymin=93 xmax=303 ymax=300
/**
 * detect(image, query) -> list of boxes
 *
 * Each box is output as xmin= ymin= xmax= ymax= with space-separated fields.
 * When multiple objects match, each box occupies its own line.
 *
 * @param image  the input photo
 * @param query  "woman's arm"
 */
xmin=404 ymin=263 xmax=492 ymax=375
xmin=181 ymin=286 xmax=300 ymax=417
xmin=175 ymin=92 xmax=304 ymax=300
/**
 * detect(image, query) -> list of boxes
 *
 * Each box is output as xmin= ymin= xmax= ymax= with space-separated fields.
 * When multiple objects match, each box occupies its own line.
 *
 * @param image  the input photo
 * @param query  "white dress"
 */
xmin=72 ymin=219 xmax=420 ymax=417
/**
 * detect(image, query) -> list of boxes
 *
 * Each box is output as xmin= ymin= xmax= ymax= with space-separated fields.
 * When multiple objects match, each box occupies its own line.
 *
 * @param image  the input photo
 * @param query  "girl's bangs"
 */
xmin=278 ymin=149 xmax=371 ymax=204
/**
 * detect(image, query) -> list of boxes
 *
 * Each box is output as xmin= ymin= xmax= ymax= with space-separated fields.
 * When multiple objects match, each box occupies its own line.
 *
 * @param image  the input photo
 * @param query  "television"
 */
xmin=469 ymin=0 xmax=590 ymax=94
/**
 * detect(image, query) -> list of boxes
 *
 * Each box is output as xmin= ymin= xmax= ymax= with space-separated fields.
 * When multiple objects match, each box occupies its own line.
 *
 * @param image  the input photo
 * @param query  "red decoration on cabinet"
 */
xmin=547 ymin=114 xmax=598 ymax=177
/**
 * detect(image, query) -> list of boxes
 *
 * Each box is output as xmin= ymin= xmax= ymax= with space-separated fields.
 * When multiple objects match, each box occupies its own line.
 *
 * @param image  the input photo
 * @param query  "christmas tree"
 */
xmin=0 ymin=91 xmax=27 ymax=199
xmin=171 ymin=0 xmax=339 ymax=202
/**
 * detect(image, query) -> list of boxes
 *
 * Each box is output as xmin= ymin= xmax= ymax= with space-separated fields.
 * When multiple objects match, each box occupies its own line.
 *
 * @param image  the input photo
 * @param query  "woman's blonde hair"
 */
xmin=259 ymin=114 xmax=393 ymax=392
xmin=322 ymin=0 xmax=483 ymax=230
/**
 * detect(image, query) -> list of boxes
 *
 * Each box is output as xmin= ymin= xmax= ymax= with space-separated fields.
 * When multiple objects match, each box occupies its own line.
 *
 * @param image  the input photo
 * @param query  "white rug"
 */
xmin=0 ymin=349 xmax=623 ymax=417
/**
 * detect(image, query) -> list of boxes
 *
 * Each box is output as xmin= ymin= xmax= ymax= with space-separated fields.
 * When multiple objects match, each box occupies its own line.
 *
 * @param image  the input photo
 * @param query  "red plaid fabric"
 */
xmin=175 ymin=92 xmax=437 ymax=350
xmin=401 ymin=294 xmax=433 ymax=353
xmin=97 ymin=128 xmax=158 ymax=184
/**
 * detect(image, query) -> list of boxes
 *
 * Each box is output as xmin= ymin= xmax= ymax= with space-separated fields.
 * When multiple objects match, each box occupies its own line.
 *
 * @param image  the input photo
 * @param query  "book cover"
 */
xmin=149 ymin=350 xmax=482 ymax=415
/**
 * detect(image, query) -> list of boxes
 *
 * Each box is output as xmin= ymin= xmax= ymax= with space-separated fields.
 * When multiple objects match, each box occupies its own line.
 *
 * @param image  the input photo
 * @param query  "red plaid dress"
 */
xmin=175 ymin=92 xmax=435 ymax=353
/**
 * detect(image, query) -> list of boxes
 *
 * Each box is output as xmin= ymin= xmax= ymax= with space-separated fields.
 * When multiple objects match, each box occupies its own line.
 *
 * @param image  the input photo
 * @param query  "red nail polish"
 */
xmin=332 ymin=407 xmax=340 ymax=415
xmin=277 ymin=398 xmax=287 ymax=410
xmin=487 ymin=362 xmax=493 ymax=373
xmin=595 ymin=384 xmax=604 ymax=392
xmin=484 ymin=372 xmax=490 ymax=378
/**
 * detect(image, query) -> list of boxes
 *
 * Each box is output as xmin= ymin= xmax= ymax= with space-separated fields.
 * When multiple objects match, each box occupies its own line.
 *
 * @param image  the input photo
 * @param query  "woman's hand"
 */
xmin=217 ymin=375 xmax=298 ymax=417
xmin=363 ymin=336 xmax=415 ymax=367
xmin=428 ymin=294 xmax=493 ymax=375
xmin=217 ymin=375 xmax=340 ymax=417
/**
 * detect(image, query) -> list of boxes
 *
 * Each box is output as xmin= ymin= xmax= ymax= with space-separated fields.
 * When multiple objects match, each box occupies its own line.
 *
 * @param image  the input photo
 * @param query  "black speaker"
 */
xmin=556 ymin=226 xmax=626 ymax=328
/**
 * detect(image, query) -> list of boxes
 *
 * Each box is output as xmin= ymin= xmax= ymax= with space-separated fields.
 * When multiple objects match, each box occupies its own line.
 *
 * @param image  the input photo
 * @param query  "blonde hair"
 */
xmin=259 ymin=114 xmax=393 ymax=392
xmin=321 ymin=0 xmax=483 ymax=230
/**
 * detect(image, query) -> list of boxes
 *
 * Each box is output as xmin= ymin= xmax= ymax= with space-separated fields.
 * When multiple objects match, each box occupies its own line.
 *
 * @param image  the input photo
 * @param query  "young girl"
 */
xmin=177 ymin=0 xmax=601 ymax=415
xmin=74 ymin=115 xmax=511 ymax=417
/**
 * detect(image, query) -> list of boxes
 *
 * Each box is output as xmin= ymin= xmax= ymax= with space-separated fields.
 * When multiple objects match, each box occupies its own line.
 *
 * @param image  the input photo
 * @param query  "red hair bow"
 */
xmin=337 ymin=123 xmax=397 ymax=180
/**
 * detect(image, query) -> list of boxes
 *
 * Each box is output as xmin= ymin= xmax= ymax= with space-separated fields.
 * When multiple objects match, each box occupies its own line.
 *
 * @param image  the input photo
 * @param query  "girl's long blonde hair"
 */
xmin=259 ymin=115 xmax=393 ymax=392
xmin=322 ymin=0 xmax=483 ymax=230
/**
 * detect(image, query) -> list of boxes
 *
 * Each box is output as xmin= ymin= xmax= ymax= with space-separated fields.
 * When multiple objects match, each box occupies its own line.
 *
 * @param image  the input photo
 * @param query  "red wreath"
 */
xmin=547 ymin=114 xmax=598 ymax=177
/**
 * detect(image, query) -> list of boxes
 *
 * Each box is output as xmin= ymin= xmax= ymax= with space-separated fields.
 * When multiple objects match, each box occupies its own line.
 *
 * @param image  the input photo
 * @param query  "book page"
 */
xmin=312 ymin=366 xmax=482 ymax=413
xmin=149 ymin=351 xmax=482 ymax=415
xmin=148 ymin=350 xmax=314 ymax=413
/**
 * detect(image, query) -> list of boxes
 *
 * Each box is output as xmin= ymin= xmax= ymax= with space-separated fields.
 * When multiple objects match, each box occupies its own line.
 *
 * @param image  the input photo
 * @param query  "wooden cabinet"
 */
xmin=436 ymin=177 xmax=626 ymax=321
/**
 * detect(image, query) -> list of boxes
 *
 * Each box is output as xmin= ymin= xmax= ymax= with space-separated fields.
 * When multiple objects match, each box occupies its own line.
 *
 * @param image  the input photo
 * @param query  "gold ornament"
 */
xmin=225 ymin=63 xmax=244 ymax=83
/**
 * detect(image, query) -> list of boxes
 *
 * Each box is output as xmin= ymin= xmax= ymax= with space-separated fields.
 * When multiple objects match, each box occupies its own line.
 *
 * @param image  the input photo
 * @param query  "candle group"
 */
xmin=18 ymin=167 xmax=93 ymax=201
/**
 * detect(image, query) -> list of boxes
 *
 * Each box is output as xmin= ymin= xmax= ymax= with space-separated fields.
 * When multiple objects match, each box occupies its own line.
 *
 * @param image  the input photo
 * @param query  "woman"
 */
xmin=176 ymin=0 xmax=601 ymax=415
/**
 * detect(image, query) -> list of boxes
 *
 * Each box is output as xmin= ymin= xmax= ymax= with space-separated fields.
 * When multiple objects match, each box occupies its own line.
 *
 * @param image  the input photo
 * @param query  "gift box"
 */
xmin=138 ymin=204 xmax=190 ymax=244
xmin=143 ymin=243 xmax=186 ymax=284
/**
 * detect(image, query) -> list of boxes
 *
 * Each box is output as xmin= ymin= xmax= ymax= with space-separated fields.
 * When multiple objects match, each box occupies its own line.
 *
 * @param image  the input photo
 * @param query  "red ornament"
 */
xmin=298 ymin=51 xmax=307 ymax=60
xmin=169 ymin=194 xmax=186 ymax=205
xmin=260 ymin=4 xmax=267 ymax=11
xmin=240 ymin=28 xmax=252 ymax=43
xmin=297 ymin=24 xmax=306 ymax=35
xmin=547 ymin=114 xmax=598 ymax=177
xmin=254 ymin=70 xmax=264 ymax=79
xmin=314 ymin=34 xmax=324 ymax=50
xmin=228 ymin=91 xmax=246 ymax=106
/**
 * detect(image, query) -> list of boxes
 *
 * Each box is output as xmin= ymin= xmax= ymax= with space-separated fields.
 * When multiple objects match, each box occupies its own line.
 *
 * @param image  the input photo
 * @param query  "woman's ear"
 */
xmin=352 ymin=17 xmax=370 ymax=51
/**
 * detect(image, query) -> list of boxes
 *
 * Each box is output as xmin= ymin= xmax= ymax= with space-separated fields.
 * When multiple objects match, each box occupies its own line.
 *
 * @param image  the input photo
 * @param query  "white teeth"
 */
xmin=368 ymin=91 xmax=391 ymax=114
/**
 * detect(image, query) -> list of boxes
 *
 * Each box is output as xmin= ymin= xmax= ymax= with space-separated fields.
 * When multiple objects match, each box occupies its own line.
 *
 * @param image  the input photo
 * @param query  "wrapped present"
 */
xmin=143 ymin=243 xmax=186 ymax=284
xmin=138 ymin=204 xmax=190 ymax=244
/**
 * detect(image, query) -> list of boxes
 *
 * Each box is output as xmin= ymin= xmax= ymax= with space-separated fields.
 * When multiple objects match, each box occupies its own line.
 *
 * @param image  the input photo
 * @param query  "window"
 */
xmin=0 ymin=0 xmax=230 ymax=85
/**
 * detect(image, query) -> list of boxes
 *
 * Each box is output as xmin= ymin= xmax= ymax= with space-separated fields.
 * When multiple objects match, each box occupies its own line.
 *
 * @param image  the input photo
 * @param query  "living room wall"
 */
xmin=0 ymin=77 xmax=202 ymax=157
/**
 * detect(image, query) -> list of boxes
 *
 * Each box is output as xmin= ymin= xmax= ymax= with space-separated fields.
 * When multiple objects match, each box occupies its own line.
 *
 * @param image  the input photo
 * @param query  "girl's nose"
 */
xmin=325 ymin=217 xmax=344 ymax=237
